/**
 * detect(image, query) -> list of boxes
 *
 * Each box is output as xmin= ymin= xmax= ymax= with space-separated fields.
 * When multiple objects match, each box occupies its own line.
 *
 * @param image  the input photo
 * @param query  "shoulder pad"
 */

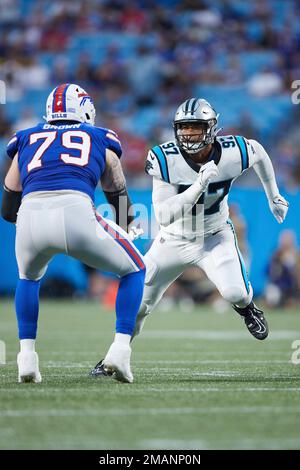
xmin=145 ymin=149 xmax=163 ymax=180
xmin=146 ymin=143 xmax=176 ymax=182
xmin=7 ymin=132 xmax=20 ymax=159
xmin=233 ymin=135 xmax=251 ymax=171
xmin=92 ymin=126 xmax=121 ymax=158
xmin=218 ymin=135 xmax=251 ymax=171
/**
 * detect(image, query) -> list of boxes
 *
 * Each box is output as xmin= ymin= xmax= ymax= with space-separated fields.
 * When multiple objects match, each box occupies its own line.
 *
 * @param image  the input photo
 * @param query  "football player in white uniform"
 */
xmin=90 ymin=97 xmax=289 ymax=378
xmin=130 ymin=98 xmax=289 ymax=341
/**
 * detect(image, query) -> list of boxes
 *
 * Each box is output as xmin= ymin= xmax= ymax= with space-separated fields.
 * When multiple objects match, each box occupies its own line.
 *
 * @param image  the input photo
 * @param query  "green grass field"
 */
xmin=0 ymin=299 xmax=300 ymax=450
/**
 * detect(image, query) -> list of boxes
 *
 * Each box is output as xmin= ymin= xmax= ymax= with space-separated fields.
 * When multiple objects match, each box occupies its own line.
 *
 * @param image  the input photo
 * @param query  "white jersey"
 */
xmin=145 ymin=135 xmax=271 ymax=238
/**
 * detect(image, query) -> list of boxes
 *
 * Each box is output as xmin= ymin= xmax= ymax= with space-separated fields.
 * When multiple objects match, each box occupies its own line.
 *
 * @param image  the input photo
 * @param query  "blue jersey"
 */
xmin=6 ymin=121 xmax=122 ymax=201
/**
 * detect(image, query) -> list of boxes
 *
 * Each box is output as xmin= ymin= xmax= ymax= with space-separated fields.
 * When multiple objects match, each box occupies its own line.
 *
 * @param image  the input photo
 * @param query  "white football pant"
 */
xmin=16 ymin=190 xmax=144 ymax=281
xmin=133 ymin=222 xmax=252 ymax=337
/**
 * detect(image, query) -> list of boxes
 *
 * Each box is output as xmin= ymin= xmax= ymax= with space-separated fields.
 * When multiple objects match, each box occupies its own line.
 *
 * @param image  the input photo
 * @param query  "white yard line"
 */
xmin=43 ymin=350 xmax=291 ymax=356
xmin=0 ymin=405 xmax=300 ymax=418
xmin=133 ymin=362 xmax=289 ymax=366
xmin=2 ymin=359 xmax=294 ymax=367
xmin=142 ymin=330 xmax=300 ymax=340
xmin=139 ymin=439 xmax=207 ymax=450
xmin=139 ymin=436 xmax=300 ymax=450
xmin=0 ymin=387 xmax=300 ymax=394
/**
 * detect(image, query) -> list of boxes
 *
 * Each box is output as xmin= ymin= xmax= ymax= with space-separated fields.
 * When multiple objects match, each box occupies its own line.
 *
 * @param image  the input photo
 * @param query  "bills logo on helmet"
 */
xmin=80 ymin=96 xmax=94 ymax=107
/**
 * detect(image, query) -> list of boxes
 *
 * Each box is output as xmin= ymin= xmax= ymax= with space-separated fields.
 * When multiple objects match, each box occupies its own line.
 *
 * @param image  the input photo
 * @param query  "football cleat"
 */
xmin=89 ymin=359 xmax=115 ymax=378
xmin=103 ymin=342 xmax=133 ymax=383
xmin=233 ymin=302 xmax=269 ymax=340
xmin=17 ymin=351 xmax=42 ymax=383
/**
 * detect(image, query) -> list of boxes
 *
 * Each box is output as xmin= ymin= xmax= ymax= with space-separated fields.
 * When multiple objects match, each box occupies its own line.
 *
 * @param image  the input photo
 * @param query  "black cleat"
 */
xmin=89 ymin=359 xmax=114 ymax=378
xmin=233 ymin=302 xmax=269 ymax=340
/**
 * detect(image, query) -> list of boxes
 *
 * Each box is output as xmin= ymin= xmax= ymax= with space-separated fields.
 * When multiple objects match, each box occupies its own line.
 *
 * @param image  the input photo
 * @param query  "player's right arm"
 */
xmin=147 ymin=148 xmax=219 ymax=226
xmin=1 ymin=153 xmax=22 ymax=223
xmin=101 ymin=149 xmax=135 ymax=232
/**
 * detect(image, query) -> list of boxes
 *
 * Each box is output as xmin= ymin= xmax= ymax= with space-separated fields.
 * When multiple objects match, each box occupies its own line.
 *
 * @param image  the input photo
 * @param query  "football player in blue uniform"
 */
xmin=2 ymin=83 xmax=146 ymax=383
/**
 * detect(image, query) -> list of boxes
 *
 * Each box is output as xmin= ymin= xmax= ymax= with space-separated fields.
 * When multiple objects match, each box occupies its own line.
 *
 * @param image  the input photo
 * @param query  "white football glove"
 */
xmin=128 ymin=225 xmax=144 ymax=241
xmin=269 ymin=195 xmax=289 ymax=224
xmin=197 ymin=161 xmax=220 ymax=191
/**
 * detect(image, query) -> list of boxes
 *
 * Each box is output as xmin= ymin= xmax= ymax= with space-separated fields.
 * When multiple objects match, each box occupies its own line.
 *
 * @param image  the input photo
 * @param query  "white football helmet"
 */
xmin=45 ymin=83 xmax=96 ymax=125
xmin=174 ymin=98 xmax=220 ymax=153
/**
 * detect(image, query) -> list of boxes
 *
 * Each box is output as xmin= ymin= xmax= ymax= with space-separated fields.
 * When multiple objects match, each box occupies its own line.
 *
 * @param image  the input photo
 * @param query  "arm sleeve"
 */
xmin=248 ymin=139 xmax=280 ymax=201
xmin=103 ymin=188 xmax=134 ymax=232
xmin=6 ymin=133 xmax=19 ymax=159
xmin=1 ymin=185 xmax=22 ymax=223
xmin=152 ymin=177 xmax=205 ymax=226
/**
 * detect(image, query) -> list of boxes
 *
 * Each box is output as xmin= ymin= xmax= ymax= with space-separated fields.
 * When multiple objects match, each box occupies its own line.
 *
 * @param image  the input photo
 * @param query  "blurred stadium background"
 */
xmin=1 ymin=0 xmax=300 ymax=309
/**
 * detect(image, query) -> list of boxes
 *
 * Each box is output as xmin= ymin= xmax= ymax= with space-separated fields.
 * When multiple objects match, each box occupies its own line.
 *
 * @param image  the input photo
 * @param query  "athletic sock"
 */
xmin=20 ymin=339 xmax=36 ymax=352
xmin=115 ymin=269 xmax=146 ymax=336
xmin=15 ymin=279 xmax=40 ymax=340
xmin=114 ymin=333 xmax=131 ymax=345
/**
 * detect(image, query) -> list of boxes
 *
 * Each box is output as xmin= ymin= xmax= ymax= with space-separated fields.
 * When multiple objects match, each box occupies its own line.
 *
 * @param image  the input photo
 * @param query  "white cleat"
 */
xmin=103 ymin=342 xmax=133 ymax=383
xmin=17 ymin=351 xmax=42 ymax=383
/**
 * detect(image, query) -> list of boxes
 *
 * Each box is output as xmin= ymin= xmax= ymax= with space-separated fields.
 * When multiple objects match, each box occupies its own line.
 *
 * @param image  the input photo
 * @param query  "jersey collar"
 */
xmin=48 ymin=120 xmax=81 ymax=126
xmin=181 ymin=140 xmax=222 ymax=173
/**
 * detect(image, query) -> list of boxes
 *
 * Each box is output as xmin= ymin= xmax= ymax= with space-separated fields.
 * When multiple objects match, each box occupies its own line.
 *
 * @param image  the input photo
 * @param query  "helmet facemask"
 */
xmin=173 ymin=98 xmax=220 ymax=154
xmin=174 ymin=118 xmax=218 ymax=154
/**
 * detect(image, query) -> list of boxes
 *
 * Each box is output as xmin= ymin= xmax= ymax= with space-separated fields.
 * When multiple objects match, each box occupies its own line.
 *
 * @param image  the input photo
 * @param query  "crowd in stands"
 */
xmin=265 ymin=230 xmax=300 ymax=308
xmin=1 ymin=0 xmax=300 ymax=187
xmin=0 ymin=0 xmax=300 ymax=306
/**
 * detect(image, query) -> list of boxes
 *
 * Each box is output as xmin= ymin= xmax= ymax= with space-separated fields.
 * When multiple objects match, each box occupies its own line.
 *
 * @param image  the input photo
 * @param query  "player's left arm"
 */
xmin=1 ymin=154 xmax=22 ymax=223
xmin=248 ymin=139 xmax=289 ymax=224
